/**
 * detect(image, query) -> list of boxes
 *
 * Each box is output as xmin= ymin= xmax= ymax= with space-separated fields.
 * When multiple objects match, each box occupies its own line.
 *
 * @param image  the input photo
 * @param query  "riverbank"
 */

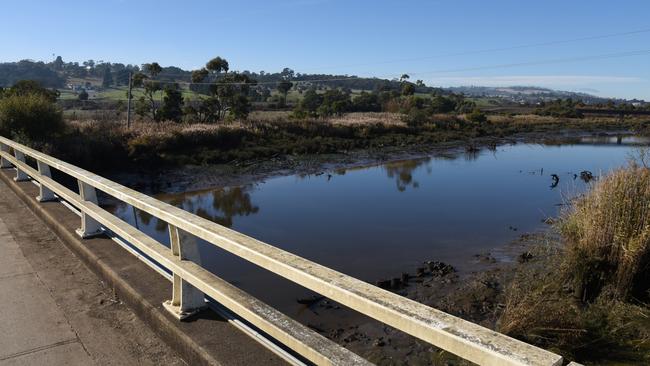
xmin=114 ymin=130 xmax=641 ymax=194
xmin=280 ymin=163 xmax=650 ymax=366
xmin=44 ymin=115 xmax=650 ymax=364
xmin=46 ymin=112 xmax=649 ymax=192
xmin=100 ymin=132 xmax=650 ymax=365
xmin=284 ymin=232 xmax=555 ymax=365
xmin=112 ymin=127 xmax=645 ymax=196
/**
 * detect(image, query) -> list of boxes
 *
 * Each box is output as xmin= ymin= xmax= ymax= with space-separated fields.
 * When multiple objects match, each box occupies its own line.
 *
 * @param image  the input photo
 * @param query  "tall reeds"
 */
xmin=499 ymin=156 xmax=650 ymax=364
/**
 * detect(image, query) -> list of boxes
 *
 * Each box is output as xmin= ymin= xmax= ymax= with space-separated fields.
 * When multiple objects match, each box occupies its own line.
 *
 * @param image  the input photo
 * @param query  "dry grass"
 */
xmin=327 ymin=112 xmax=404 ymax=126
xmin=247 ymin=110 xmax=292 ymax=122
xmin=59 ymin=113 xmax=414 ymax=170
xmin=68 ymin=118 xmax=254 ymax=139
xmin=561 ymin=162 xmax=650 ymax=302
xmin=68 ymin=112 xmax=404 ymax=135
xmin=66 ymin=111 xmax=647 ymax=136
xmin=489 ymin=114 xmax=563 ymax=125
xmin=489 ymin=114 xmax=650 ymax=127
xmin=499 ymin=157 xmax=650 ymax=364
xmin=58 ymin=112 xmax=649 ymax=175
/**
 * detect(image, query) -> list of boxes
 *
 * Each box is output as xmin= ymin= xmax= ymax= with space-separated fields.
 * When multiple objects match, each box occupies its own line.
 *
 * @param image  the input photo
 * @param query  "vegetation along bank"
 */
xmin=1 ymin=58 xmax=649 ymax=178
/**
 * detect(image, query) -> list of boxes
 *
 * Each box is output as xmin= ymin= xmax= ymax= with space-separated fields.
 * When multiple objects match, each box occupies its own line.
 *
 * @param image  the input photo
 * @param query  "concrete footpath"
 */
xmin=0 ymin=180 xmax=186 ymax=366
xmin=0 ymin=217 xmax=94 ymax=365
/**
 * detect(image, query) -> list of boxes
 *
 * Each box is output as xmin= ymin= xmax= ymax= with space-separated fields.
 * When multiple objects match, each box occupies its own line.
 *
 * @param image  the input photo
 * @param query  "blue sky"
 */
xmin=1 ymin=0 xmax=649 ymax=99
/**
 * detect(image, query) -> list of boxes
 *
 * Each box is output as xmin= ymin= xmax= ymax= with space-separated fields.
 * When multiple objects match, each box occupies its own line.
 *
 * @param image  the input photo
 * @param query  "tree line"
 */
xmin=292 ymin=74 xmax=482 ymax=126
xmin=128 ymin=57 xmax=257 ymax=122
xmin=124 ymin=59 xmax=488 ymax=125
xmin=0 ymin=57 xmax=437 ymax=94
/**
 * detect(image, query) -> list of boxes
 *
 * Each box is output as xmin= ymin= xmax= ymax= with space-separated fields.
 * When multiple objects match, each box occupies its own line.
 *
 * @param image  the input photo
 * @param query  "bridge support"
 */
xmin=13 ymin=150 xmax=29 ymax=182
xmin=36 ymin=161 xmax=56 ymax=202
xmin=0 ymin=143 xmax=10 ymax=169
xmin=76 ymin=180 xmax=103 ymax=238
xmin=163 ymin=224 xmax=207 ymax=320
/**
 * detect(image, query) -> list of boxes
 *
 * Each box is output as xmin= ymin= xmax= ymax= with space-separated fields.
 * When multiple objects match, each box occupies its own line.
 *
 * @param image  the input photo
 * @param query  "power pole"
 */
xmin=126 ymin=72 xmax=133 ymax=129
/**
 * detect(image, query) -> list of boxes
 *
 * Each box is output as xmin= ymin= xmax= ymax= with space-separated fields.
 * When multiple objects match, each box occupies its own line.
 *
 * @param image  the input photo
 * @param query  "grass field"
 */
xmin=57 ymin=85 xmax=471 ymax=104
xmin=58 ymin=86 xmax=204 ymax=102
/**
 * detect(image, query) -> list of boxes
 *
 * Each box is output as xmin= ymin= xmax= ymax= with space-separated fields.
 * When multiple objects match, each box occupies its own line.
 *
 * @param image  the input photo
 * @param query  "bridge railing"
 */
xmin=0 ymin=136 xmax=566 ymax=366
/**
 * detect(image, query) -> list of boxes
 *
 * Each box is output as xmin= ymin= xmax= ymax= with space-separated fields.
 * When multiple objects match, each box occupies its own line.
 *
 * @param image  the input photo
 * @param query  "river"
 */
xmin=107 ymin=135 xmax=648 ymax=316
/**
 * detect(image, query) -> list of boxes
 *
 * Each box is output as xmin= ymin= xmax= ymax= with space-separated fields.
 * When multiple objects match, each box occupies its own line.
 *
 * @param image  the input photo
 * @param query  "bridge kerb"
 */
xmin=75 ymin=180 xmax=103 ymax=238
xmin=163 ymin=224 xmax=208 ymax=320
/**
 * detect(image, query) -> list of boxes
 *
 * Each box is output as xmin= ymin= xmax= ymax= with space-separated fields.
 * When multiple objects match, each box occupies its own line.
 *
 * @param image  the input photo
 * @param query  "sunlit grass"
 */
xmin=499 ymin=156 xmax=650 ymax=365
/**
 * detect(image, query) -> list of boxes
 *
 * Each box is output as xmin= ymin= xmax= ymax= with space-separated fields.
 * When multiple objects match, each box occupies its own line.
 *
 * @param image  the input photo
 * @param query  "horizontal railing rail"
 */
xmin=0 ymin=136 xmax=566 ymax=366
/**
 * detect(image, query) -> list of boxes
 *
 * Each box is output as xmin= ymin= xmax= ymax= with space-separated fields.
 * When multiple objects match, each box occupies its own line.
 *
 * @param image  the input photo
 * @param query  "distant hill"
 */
xmin=0 ymin=60 xmax=65 ymax=88
xmin=0 ymin=59 xmax=645 ymax=106
xmin=446 ymin=86 xmax=624 ymax=105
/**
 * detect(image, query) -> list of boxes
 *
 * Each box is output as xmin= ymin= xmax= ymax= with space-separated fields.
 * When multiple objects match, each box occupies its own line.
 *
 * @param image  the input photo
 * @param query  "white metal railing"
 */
xmin=0 ymin=136 xmax=567 ymax=366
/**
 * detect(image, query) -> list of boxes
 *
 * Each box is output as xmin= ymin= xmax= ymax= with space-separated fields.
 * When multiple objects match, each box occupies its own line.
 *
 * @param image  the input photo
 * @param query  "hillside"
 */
xmin=447 ymin=85 xmax=634 ymax=105
xmin=0 ymin=58 xmax=645 ymax=106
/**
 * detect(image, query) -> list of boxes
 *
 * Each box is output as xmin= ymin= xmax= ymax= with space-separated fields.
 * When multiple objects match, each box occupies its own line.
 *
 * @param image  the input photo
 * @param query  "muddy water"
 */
xmin=108 ymin=137 xmax=648 ymax=315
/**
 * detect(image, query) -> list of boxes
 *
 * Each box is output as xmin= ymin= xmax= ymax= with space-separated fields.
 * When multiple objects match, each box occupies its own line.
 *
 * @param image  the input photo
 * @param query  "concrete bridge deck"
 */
xmin=0 ymin=218 xmax=92 ymax=365
xmin=0 ymin=176 xmax=286 ymax=366
xmin=0 ymin=180 xmax=184 ymax=365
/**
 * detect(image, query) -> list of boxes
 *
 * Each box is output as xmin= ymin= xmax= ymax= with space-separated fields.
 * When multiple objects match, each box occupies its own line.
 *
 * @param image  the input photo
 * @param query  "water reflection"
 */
xmin=163 ymin=186 xmax=259 ymax=227
xmin=298 ymin=159 xmax=435 ymax=192
xmin=132 ymin=186 xmax=259 ymax=231
xmin=463 ymin=149 xmax=480 ymax=161
xmin=108 ymin=136 xmax=647 ymax=314
xmin=579 ymin=135 xmax=650 ymax=145
xmin=384 ymin=159 xmax=429 ymax=191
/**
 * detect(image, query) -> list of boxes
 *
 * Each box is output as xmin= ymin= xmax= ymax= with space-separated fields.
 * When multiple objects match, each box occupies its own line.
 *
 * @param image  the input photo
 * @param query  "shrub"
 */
xmin=159 ymin=87 xmax=184 ymax=122
xmin=351 ymin=92 xmax=381 ymax=112
xmin=6 ymin=80 xmax=59 ymax=103
xmin=534 ymin=99 xmax=583 ymax=118
xmin=429 ymin=95 xmax=456 ymax=113
xmin=466 ymin=109 xmax=488 ymax=124
xmin=78 ymin=89 xmax=89 ymax=101
xmin=297 ymin=88 xmax=323 ymax=116
xmin=126 ymin=133 xmax=169 ymax=163
xmin=0 ymin=94 xmax=64 ymax=142
xmin=401 ymin=108 xmax=429 ymax=127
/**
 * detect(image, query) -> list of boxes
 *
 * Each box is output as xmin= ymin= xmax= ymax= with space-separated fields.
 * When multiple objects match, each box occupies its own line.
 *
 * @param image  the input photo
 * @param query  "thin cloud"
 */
xmin=429 ymin=75 xmax=644 ymax=87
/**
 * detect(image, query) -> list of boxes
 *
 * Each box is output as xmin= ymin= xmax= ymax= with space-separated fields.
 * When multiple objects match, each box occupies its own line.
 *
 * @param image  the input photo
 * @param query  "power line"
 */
xmin=409 ymin=49 xmax=650 ymax=76
xmin=115 ymin=27 xmax=650 ymax=89
xmin=298 ymin=27 xmax=650 ymax=71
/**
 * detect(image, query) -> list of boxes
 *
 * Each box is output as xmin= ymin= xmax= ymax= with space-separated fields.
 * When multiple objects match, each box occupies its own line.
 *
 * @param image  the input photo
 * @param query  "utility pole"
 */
xmin=126 ymin=72 xmax=133 ymax=129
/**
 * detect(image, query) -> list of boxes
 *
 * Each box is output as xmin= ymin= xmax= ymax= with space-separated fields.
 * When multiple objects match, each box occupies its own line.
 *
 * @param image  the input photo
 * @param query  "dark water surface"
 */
xmin=108 ymin=137 xmax=647 ymax=314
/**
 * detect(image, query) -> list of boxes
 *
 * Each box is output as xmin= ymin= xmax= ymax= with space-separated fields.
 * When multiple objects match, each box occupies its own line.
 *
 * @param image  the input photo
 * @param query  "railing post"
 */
xmin=163 ymin=224 xmax=207 ymax=320
xmin=36 ymin=161 xmax=56 ymax=202
xmin=0 ymin=143 xmax=10 ymax=169
xmin=75 ymin=180 xmax=103 ymax=238
xmin=13 ymin=150 xmax=29 ymax=182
